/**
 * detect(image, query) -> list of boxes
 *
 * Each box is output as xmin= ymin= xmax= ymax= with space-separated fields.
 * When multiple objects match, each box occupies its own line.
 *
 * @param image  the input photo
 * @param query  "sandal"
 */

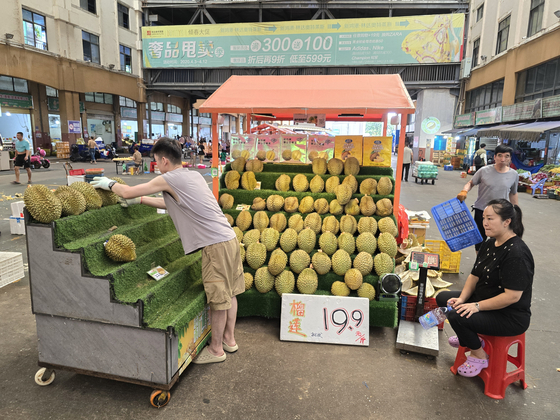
xmin=11 ymin=181 xmax=21 ymax=184
xmin=223 ymin=342 xmax=238 ymax=353
xmin=192 ymin=346 xmax=226 ymax=364
xmin=448 ymin=336 xmax=485 ymax=349
xmin=457 ymin=355 xmax=488 ymax=377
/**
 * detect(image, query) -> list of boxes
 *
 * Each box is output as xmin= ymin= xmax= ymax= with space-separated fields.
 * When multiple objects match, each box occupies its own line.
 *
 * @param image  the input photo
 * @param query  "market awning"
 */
xmin=441 ymin=128 xmax=464 ymax=135
xmin=476 ymin=123 xmax=525 ymax=138
xmin=498 ymin=121 xmax=560 ymax=141
xmin=458 ymin=127 xmax=480 ymax=136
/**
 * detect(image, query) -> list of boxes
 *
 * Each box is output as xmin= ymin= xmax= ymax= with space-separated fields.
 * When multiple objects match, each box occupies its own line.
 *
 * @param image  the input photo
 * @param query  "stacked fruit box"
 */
xmin=56 ymin=142 xmax=70 ymax=159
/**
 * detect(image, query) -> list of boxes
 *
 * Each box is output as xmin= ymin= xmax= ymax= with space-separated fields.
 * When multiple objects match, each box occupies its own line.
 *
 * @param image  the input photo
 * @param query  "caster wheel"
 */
xmin=150 ymin=390 xmax=171 ymax=408
xmin=34 ymin=368 xmax=55 ymax=386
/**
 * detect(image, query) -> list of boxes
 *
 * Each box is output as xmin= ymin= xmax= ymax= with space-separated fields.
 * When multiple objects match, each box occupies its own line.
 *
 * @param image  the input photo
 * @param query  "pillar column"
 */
xmin=113 ymin=95 xmax=121 ymax=147
xmin=58 ymin=90 xmax=81 ymax=145
xmin=136 ymin=102 xmax=146 ymax=141
xmin=182 ymin=98 xmax=190 ymax=138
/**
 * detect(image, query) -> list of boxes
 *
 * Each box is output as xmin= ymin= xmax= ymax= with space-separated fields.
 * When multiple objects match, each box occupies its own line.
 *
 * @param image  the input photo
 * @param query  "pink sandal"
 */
xmin=457 ymin=356 xmax=488 ymax=377
xmin=448 ymin=336 xmax=485 ymax=349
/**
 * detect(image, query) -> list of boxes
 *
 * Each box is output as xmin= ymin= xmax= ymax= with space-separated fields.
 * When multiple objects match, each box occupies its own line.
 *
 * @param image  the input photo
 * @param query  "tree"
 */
xmin=364 ymin=122 xmax=383 ymax=136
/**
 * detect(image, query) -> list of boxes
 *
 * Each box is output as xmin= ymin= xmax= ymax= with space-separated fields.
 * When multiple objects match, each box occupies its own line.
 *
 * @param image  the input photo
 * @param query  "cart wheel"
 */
xmin=150 ymin=390 xmax=171 ymax=408
xmin=34 ymin=368 xmax=55 ymax=386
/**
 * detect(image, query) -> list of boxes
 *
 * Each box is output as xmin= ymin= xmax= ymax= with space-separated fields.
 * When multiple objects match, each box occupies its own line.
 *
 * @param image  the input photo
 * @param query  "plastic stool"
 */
xmin=150 ymin=161 xmax=157 ymax=173
xmin=450 ymin=333 xmax=527 ymax=399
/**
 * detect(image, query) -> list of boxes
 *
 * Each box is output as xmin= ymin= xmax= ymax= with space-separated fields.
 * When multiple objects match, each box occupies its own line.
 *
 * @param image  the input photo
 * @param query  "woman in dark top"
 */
xmin=198 ymin=141 xmax=205 ymax=164
xmin=436 ymin=199 xmax=533 ymax=377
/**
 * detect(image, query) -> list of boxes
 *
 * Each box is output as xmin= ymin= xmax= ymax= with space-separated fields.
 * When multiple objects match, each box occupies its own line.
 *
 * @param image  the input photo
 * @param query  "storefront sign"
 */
xmin=543 ymin=94 xmax=560 ymax=118
xmin=280 ymin=294 xmax=369 ymax=346
xmin=475 ymin=106 xmax=502 ymax=125
xmin=0 ymin=92 xmax=33 ymax=108
xmin=121 ymin=107 xmax=138 ymax=119
xmin=150 ymin=111 xmax=166 ymax=121
xmin=166 ymin=112 xmax=183 ymax=123
xmin=421 ymin=117 xmax=441 ymax=134
xmin=47 ymin=98 xmax=85 ymax=113
xmin=67 ymin=120 xmax=81 ymax=134
xmin=199 ymin=117 xmax=212 ymax=125
xmin=142 ymin=14 xmax=465 ymax=69
xmin=502 ymin=99 xmax=542 ymax=122
xmin=293 ymin=114 xmax=326 ymax=128
xmin=454 ymin=112 xmax=474 ymax=128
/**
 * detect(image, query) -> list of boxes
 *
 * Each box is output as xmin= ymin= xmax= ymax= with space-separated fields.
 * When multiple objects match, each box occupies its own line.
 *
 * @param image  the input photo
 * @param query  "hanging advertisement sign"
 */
xmin=121 ymin=107 xmax=138 ymax=119
xmin=543 ymin=94 xmax=560 ymax=118
xmin=475 ymin=107 xmax=502 ymax=125
xmin=293 ymin=114 xmax=326 ymax=128
xmin=502 ymin=99 xmax=542 ymax=122
xmin=67 ymin=120 xmax=81 ymax=134
xmin=454 ymin=112 xmax=475 ymax=128
xmin=0 ymin=92 xmax=33 ymax=108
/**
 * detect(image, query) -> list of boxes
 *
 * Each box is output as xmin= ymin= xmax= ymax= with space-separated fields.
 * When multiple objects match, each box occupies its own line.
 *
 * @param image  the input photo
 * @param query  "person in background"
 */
xmin=402 ymin=142 xmax=413 ymax=182
xmin=88 ymin=137 xmax=98 ymax=164
xmin=198 ymin=140 xmax=205 ymax=165
xmin=12 ymin=132 xmax=32 ymax=184
xmin=474 ymin=143 xmax=487 ymax=173
xmin=132 ymin=145 xmax=143 ymax=175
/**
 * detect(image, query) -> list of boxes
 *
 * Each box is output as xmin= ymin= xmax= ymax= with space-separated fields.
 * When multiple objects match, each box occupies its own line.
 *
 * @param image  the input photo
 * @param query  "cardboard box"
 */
xmin=255 ymin=134 xmax=281 ymax=162
xmin=306 ymin=135 xmax=335 ymax=163
xmin=67 ymin=175 xmax=85 ymax=185
xmin=409 ymin=227 xmax=427 ymax=245
xmin=334 ymin=135 xmax=363 ymax=164
xmin=362 ymin=136 xmax=392 ymax=167
xmin=280 ymin=134 xmax=307 ymax=163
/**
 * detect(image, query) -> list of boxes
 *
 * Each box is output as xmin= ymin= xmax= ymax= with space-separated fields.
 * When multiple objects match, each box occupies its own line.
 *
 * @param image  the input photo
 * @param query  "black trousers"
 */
xmin=473 ymin=208 xmax=486 ymax=251
xmin=402 ymin=163 xmax=410 ymax=181
xmin=436 ymin=291 xmax=529 ymax=350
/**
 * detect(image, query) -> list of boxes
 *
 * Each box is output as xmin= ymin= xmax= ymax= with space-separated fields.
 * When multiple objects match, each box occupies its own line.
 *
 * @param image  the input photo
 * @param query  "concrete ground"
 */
xmin=0 ymin=156 xmax=558 ymax=419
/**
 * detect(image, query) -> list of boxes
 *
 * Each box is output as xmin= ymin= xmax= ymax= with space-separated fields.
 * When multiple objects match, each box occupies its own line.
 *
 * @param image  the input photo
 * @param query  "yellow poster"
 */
xmin=334 ymin=136 xmax=363 ymax=164
xmin=363 ymin=136 xmax=392 ymax=167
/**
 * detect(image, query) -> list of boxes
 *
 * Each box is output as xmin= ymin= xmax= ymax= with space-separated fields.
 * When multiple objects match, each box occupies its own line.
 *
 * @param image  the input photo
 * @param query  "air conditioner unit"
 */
xmin=460 ymin=58 xmax=472 ymax=79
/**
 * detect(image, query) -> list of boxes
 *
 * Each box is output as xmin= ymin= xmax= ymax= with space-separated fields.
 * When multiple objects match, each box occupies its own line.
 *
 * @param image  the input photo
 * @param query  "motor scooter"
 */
xmin=29 ymin=147 xmax=51 ymax=169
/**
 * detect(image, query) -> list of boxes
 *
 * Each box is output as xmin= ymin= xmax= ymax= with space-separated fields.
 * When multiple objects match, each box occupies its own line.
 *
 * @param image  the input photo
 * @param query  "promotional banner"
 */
xmin=142 ymin=14 xmax=465 ymax=69
xmin=453 ymin=112 xmax=475 ymax=128
xmin=256 ymin=134 xmax=281 ymax=161
xmin=294 ymin=114 xmax=326 ymax=128
xmin=502 ymin=99 xmax=542 ymax=122
xmin=475 ymin=107 xmax=502 ymax=125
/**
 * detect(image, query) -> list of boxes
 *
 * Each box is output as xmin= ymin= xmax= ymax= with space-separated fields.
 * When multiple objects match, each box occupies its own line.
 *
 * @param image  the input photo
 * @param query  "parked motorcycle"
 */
xmin=29 ymin=147 xmax=50 ymax=169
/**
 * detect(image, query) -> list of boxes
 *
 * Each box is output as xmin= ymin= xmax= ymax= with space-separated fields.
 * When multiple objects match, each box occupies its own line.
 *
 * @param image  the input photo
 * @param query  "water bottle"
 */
xmin=419 ymin=306 xmax=453 ymax=330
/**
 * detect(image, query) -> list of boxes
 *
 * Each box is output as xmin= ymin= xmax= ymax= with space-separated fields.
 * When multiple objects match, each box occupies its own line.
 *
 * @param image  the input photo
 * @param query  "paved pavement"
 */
xmin=0 ymin=157 xmax=558 ymax=419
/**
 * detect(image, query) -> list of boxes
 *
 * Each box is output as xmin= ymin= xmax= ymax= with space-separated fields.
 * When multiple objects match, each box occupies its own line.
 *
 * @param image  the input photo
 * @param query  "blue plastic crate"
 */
xmin=444 ymin=165 xmax=454 ymax=171
xmin=431 ymin=198 xmax=483 ymax=252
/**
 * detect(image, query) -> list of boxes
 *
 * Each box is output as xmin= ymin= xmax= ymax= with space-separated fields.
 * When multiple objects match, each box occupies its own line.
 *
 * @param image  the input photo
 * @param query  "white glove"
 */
xmin=91 ymin=176 xmax=116 ymax=191
xmin=118 ymin=197 xmax=142 ymax=208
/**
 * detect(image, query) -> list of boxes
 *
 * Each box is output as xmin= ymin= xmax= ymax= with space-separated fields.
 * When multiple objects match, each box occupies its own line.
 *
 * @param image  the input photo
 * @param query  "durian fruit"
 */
xmin=225 ymin=214 xmax=234 ymax=226
xmin=288 ymin=214 xmax=304 ymax=232
xmin=360 ymin=178 xmax=378 ymax=195
xmin=344 ymin=156 xmax=360 ymax=176
xmin=254 ymin=267 xmax=275 ymax=293
xmin=292 ymin=150 xmax=302 ymax=161
xmin=266 ymin=150 xmax=276 ymax=161
xmin=359 ymin=195 xmax=376 ymax=216
xmin=247 ymin=242 xmax=267 ymax=270
xmin=275 ymin=270 xmax=295 ymax=296
xmin=304 ymin=212 xmax=322 ymax=234
xmin=358 ymin=283 xmax=376 ymax=301
xmin=241 ymin=171 xmax=258 ymax=190
xmin=312 ymin=158 xmax=327 ymax=175
xmin=374 ymin=252 xmax=394 ymax=277
xmin=331 ymin=281 xmax=350 ymax=297
xmin=275 ymin=174 xmax=291 ymax=191
xmin=231 ymin=157 xmax=246 ymax=172
xmin=231 ymin=150 xmax=241 ymax=159
xmin=353 ymin=252 xmax=374 ymax=276
xmin=224 ymin=171 xmax=240 ymax=189
xmin=378 ymin=217 xmax=398 ymax=237
xmin=340 ymin=215 xmax=357 ymax=235
xmin=342 ymin=174 xmax=358 ymax=194
xmin=321 ymin=215 xmax=339 ymax=235
xmin=338 ymin=232 xmax=355 ymax=255
xmin=309 ymin=175 xmax=325 ymax=193
xmin=236 ymin=210 xmax=252 ymax=231
xmin=54 ymin=186 xmax=86 ymax=216
xmin=297 ymin=268 xmax=318 ymax=294
xmin=318 ymin=151 xmax=329 ymax=160
xmin=344 ymin=198 xmax=360 ymax=216
xmin=292 ymin=174 xmax=309 ymax=192
xmin=245 ymin=159 xmax=264 ymax=173
xmin=345 ymin=268 xmax=363 ymax=290
xmin=240 ymin=244 xmax=245 ymax=263
xmin=378 ymin=232 xmax=398 ymax=258
xmin=297 ymin=228 xmax=316 ymax=253
xmin=319 ymin=231 xmax=338 ymax=256
xmin=308 ymin=150 xmax=318 ymax=162
xmin=327 ymin=158 xmax=344 ymax=175
xmin=240 ymin=150 xmax=250 ymax=160
xmin=244 ymin=272 xmax=254 ymax=290
xmin=358 ymin=217 xmax=378 ymax=235
xmin=270 ymin=213 xmax=287 ymax=232
xmin=266 ymin=195 xmax=285 ymax=212
xmin=282 ymin=149 xmax=292 ymax=160
xmin=243 ymin=229 xmax=261 ymax=247
xmin=329 ymin=199 xmax=343 ymax=216
xmin=253 ymin=211 xmax=270 ymax=232
xmin=325 ymin=176 xmax=340 ymax=193
xmin=251 ymin=197 xmax=266 ymax=211
xmin=69 ymin=182 xmax=102 ymax=210
xmin=268 ymin=248 xmax=288 ymax=276
xmin=314 ymin=198 xmax=329 ymax=215
xmin=298 ymin=196 xmax=314 ymax=214
xmin=375 ymin=198 xmax=393 ymax=217
xmin=24 ymin=184 xmax=63 ymax=223
xmin=233 ymin=226 xmax=244 ymax=243
xmin=311 ymin=251 xmax=331 ymax=275
xmin=261 ymin=228 xmax=280 ymax=251
xmin=284 ymin=197 xmax=299 ymax=213
xmin=332 ymin=249 xmax=352 ymax=276
xmin=377 ymin=177 xmax=393 ymax=195
xmin=256 ymin=150 xmax=266 ymax=161
xmin=280 ymin=228 xmax=298 ymax=253
xmin=105 ymin=234 xmax=136 ymax=262
xmin=96 ymin=179 xmax=122 ymax=206
xmin=290 ymin=249 xmax=311 ymax=274
xmin=356 ymin=232 xmax=377 ymax=254
xmin=334 ymin=184 xmax=352 ymax=205
xmin=219 ymin=193 xmax=234 ymax=209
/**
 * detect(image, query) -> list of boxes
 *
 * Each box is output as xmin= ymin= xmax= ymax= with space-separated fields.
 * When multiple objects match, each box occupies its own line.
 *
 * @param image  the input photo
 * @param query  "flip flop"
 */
xmin=457 ymin=356 xmax=488 ymax=377
xmin=223 ymin=342 xmax=238 ymax=353
xmin=192 ymin=346 xmax=226 ymax=364
xmin=448 ymin=336 xmax=485 ymax=349
xmin=11 ymin=181 xmax=21 ymax=184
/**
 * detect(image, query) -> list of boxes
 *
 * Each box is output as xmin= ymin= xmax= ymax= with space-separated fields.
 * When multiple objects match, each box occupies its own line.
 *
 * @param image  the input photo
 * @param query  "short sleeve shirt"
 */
xmin=15 ymin=139 xmax=30 ymax=153
xmin=403 ymin=147 xmax=413 ymax=164
xmin=471 ymin=165 xmax=519 ymax=210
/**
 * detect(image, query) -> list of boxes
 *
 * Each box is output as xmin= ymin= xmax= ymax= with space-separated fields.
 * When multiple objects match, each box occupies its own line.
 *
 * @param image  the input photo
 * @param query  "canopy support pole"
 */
xmin=212 ymin=113 xmax=219 ymax=200
xmin=393 ymin=113 xmax=408 ymax=220
xmin=382 ymin=114 xmax=387 ymax=136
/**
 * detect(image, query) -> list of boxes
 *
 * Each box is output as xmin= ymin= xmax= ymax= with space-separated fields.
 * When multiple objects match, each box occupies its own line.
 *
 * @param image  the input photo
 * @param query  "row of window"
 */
xmin=79 ymin=0 xmax=129 ymax=29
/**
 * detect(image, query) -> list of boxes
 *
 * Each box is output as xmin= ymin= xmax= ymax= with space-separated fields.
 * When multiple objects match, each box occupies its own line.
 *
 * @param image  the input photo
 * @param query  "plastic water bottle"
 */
xmin=419 ymin=306 xmax=453 ymax=330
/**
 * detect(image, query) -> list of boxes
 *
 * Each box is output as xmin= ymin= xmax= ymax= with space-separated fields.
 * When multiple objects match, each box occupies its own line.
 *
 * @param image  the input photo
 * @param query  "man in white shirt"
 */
xmin=402 ymin=142 xmax=413 ymax=181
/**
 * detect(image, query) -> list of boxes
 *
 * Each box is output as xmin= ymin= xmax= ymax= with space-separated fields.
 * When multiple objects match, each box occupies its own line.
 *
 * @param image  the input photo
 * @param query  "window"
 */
xmin=496 ymin=16 xmax=510 ymax=55
xmin=465 ymin=79 xmax=504 ymax=113
xmin=22 ymin=9 xmax=47 ymax=50
xmin=46 ymin=86 xmax=58 ymax=97
xmin=476 ymin=5 xmax=484 ymax=22
xmin=515 ymin=57 xmax=560 ymax=102
xmin=167 ymin=104 xmax=181 ymax=113
xmin=85 ymin=92 xmax=113 ymax=104
xmin=118 ymin=4 xmax=129 ymax=29
xmin=472 ymin=38 xmax=480 ymax=68
xmin=120 ymin=45 xmax=132 ymax=73
xmin=82 ymin=31 xmax=100 ymax=64
xmin=80 ymin=0 xmax=96 ymax=14
xmin=150 ymin=102 xmax=164 ymax=111
xmin=119 ymin=96 xmax=136 ymax=107
xmin=0 ymin=76 xmax=28 ymax=93
xmin=527 ymin=0 xmax=544 ymax=37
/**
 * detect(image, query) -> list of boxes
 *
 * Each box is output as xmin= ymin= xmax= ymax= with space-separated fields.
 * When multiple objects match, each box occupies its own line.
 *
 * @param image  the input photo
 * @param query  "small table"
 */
xmin=112 ymin=158 xmax=133 ymax=175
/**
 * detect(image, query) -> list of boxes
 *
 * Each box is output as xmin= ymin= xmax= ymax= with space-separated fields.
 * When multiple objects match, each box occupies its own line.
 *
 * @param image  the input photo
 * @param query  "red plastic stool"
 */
xmin=450 ymin=333 xmax=527 ymax=399
xmin=150 ymin=161 xmax=157 ymax=173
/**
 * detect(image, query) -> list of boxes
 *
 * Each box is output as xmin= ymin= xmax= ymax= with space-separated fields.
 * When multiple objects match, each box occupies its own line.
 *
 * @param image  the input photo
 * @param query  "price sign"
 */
xmin=280 ymin=294 xmax=369 ymax=346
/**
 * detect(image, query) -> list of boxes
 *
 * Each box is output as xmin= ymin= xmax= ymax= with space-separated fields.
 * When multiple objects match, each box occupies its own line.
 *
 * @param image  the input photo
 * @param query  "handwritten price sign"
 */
xmin=280 ymin=294 xmax=369 ymax=346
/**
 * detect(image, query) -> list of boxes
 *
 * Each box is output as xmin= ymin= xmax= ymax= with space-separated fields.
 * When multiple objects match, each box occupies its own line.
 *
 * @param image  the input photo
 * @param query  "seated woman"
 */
xmin=436 ymin=199 xmax=533 ymax=377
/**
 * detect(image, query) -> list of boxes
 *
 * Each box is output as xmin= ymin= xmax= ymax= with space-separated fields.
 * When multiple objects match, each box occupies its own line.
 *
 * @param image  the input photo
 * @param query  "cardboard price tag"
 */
xmin=148 ymin=266 xmax=169 ymax=281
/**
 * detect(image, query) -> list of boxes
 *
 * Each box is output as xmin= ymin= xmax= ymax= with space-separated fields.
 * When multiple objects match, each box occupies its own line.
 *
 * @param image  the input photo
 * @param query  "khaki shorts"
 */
xmin=201 ymin=237 xmax=244 ymax=310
